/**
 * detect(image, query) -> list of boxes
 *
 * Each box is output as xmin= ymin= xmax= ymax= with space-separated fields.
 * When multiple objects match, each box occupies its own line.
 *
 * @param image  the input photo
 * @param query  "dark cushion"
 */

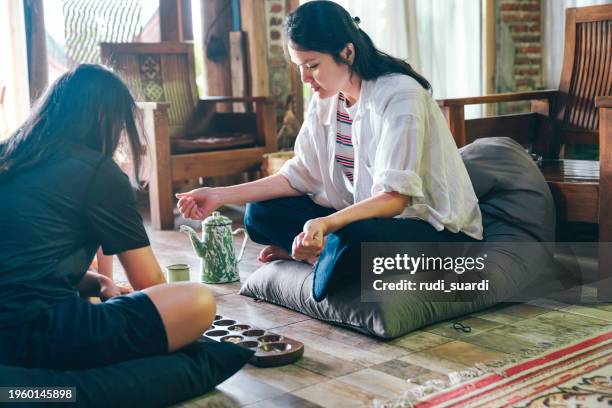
xmin=0 ymin=339 xmax=253 ymax=408
xmin=171 ymin=133 xmax=256 ymax=154
xmin=460 ymin=137 xmax=555 ymax=242
xmin=239 ymin=137 xmax=556 ymax=339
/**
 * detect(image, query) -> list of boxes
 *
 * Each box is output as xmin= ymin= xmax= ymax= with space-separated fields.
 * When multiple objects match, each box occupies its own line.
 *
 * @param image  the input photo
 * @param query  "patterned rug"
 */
xmin=409 ymin=331 xmax=612 ymax=407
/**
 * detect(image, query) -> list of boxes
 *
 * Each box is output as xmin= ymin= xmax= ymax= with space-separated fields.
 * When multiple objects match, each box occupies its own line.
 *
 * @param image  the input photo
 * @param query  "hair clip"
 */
xmin=453 ymin=322 xmax=472 ymax=333
xmin=352 ymin=16 xmax=361 ymax=26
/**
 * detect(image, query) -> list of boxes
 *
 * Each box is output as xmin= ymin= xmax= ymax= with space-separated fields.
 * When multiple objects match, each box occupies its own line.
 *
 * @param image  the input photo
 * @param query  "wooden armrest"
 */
xmin=135 ymin=102 xmax=171 ymax=148
xmin=198 ymin=96 xmax=275 ymax=104
xmin=437 ymin=90 xmax=558 ymax=107
xmin=595 ymin=96 xmax=612 ymax=108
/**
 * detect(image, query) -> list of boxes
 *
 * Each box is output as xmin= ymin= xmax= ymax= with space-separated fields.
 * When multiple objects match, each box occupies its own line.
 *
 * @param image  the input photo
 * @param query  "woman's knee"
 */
xmin=144 ymin=282 xmax=215 ymax=329
xmin=181 ymin=282 xmax=216 ymax=327
xmin=244 ymin=201 xmax=278 ymax=244
xmin=142 ymin=283 xmax=216 ymax=351
xmin=245 ymin=196 xmax=313 ymax=227
xmin=244 ymin=202 xmax=264 ymax=232
xmin=244 ymin=201 xmax=273 ymax=232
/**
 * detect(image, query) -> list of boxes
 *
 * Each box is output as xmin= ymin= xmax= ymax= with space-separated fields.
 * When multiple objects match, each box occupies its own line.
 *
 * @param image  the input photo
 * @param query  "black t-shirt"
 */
xmin=0 ymin=144 xmax=149 ymax=328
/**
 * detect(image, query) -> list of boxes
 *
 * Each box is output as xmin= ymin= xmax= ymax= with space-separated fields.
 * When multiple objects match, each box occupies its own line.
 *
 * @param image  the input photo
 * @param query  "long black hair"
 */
xmin=284 ymin=0 xmax=431 ymax=91
xmin=0 ymin=64 xmax=146 ymax=186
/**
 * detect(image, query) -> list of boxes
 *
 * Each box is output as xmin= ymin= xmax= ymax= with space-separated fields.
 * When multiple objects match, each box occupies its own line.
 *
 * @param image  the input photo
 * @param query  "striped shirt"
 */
xmin=335 ymin=93 xmax=357 ymax=187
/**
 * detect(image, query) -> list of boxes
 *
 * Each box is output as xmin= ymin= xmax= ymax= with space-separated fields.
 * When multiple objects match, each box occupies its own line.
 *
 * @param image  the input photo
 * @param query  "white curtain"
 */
xmin=334 ymin=0 xmax=421 ymax=71
xmin=0 ymin=0 xmax=30 ymax=139
xmin=415 ymin=0 xmax=481 ymax=117
xmin=332 ymin=0 xmax=482 ymax=117
xmin=543 ymin=0 xmax=611 ymax=88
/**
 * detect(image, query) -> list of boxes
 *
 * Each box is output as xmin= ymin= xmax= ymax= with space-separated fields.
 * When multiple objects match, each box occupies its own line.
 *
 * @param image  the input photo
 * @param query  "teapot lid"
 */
xmin=203 ymin=211 xmax=232 ymax=227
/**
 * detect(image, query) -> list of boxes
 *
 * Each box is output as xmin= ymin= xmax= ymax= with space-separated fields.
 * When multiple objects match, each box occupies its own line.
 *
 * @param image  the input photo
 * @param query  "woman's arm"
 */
xmin=177 ymin=173 xmax=302 ymax=220
xmin=94 ymin=247 xmax=113 ymax=278
xmin=217 ymin=173 xmax=302 ymax=204
xmin=330 ymin=192 xmax=407 ymax=229
xmin=78 ymin=271 xmax=104 ymax=297
xmin=117 ymin=246 xmax=166 ymax=290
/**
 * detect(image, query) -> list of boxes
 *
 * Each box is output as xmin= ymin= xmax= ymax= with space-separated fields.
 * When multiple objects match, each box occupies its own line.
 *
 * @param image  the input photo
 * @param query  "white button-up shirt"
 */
xmin=278 ymin=73 xmax=483 ymax=240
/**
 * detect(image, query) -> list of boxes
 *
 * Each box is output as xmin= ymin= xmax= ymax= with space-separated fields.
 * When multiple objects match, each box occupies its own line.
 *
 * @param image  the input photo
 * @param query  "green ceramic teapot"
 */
xmin=179 ymin=211 xmax=248 ymax=283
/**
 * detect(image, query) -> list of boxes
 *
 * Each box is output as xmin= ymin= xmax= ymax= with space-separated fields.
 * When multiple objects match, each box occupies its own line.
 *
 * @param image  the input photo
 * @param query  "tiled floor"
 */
xmin=114 ymin=206 xmax=612 ymax=408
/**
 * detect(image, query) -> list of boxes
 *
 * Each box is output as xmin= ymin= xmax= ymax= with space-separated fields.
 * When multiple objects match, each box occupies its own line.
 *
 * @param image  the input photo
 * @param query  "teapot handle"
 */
xmin=232 ymin=228 xmax=249 ymax=264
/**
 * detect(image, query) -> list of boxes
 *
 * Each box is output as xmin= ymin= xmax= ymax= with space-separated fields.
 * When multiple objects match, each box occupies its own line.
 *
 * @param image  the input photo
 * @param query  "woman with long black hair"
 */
xmin=0 ymin=64 xmax=215 ymax=369
xmin=177 ymin=1 xmax=483 ymax=301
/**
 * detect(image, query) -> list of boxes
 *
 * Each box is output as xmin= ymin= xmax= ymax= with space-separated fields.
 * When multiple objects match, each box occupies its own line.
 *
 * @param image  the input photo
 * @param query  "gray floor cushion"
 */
xmin=239 ymin=137 xmax=557 ymax=339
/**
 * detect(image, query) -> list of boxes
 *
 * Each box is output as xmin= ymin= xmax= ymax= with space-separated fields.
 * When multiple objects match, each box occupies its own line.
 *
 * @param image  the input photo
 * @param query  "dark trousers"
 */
xmin=244 ymin=196 xmax=476 ymax=301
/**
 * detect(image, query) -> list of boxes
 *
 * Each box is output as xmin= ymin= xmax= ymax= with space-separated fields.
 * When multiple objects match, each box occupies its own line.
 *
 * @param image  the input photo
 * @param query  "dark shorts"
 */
xmin=0 ymin=291 xmax=168 ymax=369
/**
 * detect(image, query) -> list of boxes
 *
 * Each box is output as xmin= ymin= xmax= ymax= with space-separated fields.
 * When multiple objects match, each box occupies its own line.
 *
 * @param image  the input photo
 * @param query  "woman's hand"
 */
xmin=98 ymin=274 xmax=132 ymax=301
xmin=291 ymin=217 xmax=329 ymax=263
xmin=176 ymin=187 xmax=221 ymax=220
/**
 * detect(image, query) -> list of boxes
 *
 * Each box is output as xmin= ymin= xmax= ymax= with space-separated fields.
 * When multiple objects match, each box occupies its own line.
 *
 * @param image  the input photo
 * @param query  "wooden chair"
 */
xmin=437 ymin=4 xmax=611 ymax=298
xmin=100 ymin=42 xmax=276 ymax=230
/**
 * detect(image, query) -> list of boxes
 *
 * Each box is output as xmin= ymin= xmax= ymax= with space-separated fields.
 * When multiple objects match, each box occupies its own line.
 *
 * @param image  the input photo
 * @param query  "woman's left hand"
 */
xmin=302 ymin=218 xmax=329 ymax=247
xmin=98 ymin=274 xmax=132 ymax=301
xmin=291 ymin=218 xmax=329 ymax=262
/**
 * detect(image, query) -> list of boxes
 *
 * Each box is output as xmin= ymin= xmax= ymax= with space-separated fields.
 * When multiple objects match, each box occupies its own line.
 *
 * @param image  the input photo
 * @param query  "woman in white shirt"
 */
xmin=177 ymin=1 xmax=482 ymax=301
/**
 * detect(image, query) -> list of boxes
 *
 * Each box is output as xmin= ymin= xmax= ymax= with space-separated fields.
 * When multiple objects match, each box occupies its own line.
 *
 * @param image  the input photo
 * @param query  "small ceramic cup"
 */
xmin=166 ymin=264 xmax=191 ymax=282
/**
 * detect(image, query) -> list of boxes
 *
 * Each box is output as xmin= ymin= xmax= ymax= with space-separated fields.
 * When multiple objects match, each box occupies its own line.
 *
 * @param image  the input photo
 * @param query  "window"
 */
xmin=43 ymin=0 xmax=159 ymax=84
xmin=0 ymin=1 xmax=29 ymax=139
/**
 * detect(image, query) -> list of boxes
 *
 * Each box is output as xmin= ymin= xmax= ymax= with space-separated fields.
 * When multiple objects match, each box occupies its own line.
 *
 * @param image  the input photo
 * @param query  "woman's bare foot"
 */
xmin=258 ymin=245 xmax=322 ymax=265
xmin=258 ymin=245 xmax=292 ymax=263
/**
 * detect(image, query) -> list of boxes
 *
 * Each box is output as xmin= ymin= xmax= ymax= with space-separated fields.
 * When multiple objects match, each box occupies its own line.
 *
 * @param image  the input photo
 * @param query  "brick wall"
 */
xmin=497 ymin=0 xmax=543 ymax=113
